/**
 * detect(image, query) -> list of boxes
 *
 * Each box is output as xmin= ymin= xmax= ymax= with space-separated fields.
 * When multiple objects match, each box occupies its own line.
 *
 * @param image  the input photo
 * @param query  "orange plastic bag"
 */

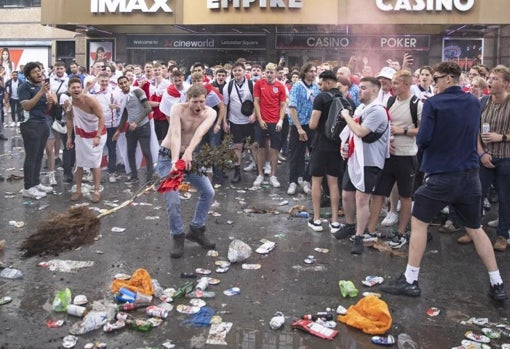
xmin=337 ymin=296 xmax=392 ymax=335
xmin=110 ymin=268 xmax=154 ymax=296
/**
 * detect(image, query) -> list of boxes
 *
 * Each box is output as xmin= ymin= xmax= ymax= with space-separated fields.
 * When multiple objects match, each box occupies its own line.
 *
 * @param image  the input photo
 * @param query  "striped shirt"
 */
xmin=482 ymin=95 xmax=510 ymax=158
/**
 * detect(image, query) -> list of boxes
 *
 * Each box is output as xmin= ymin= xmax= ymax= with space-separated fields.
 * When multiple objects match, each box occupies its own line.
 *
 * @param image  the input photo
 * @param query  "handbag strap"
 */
xmin=234 ymin=81 xmax=245 ymax=103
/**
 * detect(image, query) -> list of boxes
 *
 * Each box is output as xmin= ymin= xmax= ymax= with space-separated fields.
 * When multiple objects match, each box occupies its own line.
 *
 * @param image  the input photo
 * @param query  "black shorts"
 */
xmin=254 ymin=122 xmax=282 ymax=150
xmin=412 ymin=169 xmax=481 ymax=228
xmin=342 ymin=166 xmax=382 ymax=194
xmin=229 ymin=123 xmax=255 ymax=144
xmin=373 ymin=155 xmax=417 ymax=198
xmin=309 ymin=149 xmax=344 ymax=177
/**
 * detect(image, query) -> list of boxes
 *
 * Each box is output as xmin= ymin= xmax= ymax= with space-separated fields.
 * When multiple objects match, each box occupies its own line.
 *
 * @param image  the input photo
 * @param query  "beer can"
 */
xmin=482 ymin=123 xmax=490 ymax=133
xmin=146 ymin=305 xmax=169 ymax=319
xmin=67 ymin=304 xmax=87 ymax=317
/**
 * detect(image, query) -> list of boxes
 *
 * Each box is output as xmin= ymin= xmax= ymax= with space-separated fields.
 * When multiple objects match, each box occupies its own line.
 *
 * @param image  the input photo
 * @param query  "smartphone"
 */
xmin=44 ymin=78 xmax=50 ymax=84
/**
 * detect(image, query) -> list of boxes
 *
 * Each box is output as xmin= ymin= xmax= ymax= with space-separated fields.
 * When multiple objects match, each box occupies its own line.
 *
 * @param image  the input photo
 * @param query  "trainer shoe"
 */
xmin=287 ymin=182 xmax=297 ymax=195
xmin=48 ymin=171 xmax=57 ymax=186
xmin=125 ymin=177 xmax=139 ymax=185
xmin=108 ymin=173 xmax=117 ymax=183
xmin=269 ymin=176 xmax=280 ymax=188
xmin=457 ymin=233 xmax=473 ymax=244
xmin=381 ymin=211 xmax=399 ymax=226
xmin=489 ymin=283 xmax=508 ymax=301
xmin=301 ymin=181 xmax=311 ymax=194
xmin=253 ymin=175 xmax=264 ymax=187
xmin=438 ymin=220 xmax=460 ymax=233
xmin=333 ymin=223 xmax=355 ymax=240
xmin=387 ymin=233 xmax=408 ymax=249
xmin=22 ymin=187 xmax=46 ymax=199
xmin=351 ymin=235 xmax=364 ymax=255
xmin=308 ymin=219 xmax=323 ymax=232
xmin=380 ymin=274 xmax=421 ymax=297
xmin=488 ymin=218 xmax=499 ymax=228
xmin=350 ymin=231 xmax=379 ymax=242
xmin=36 ymin=183 xmax=53 ymax=193
xmin=243 ymin=161 xmax=256 ymax=172
xmin=278 ymin=153 xmax=287 ymax=162
xmin=329 ymin=222 xmax=341 ymax=234
xmin=494 ymin=236 xmax=508 ymax=252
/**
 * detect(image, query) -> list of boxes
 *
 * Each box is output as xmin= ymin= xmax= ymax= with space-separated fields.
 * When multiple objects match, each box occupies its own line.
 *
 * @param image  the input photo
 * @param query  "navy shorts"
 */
xmin=342 ymin=166 xmax=382 ymax=194
xmin=230 ymin=122 xmax=255 ymax=144
xmin=412 ymin=169 xmax=482 ymax=228
xmin=254 ymin=122 xmax=282 ymax=150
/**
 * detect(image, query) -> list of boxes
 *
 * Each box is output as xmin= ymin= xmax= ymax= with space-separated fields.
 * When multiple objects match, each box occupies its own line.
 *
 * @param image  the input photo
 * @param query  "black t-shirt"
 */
xmin=312 ymin=88 xmax=347 ymax=151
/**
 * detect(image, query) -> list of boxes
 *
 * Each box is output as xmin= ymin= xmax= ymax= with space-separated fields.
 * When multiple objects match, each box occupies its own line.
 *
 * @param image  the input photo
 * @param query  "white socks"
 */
xmin=404 ymin=264 xmax=420 ymax=284
xmin=489 ymin=270 xmax=503 ymax=286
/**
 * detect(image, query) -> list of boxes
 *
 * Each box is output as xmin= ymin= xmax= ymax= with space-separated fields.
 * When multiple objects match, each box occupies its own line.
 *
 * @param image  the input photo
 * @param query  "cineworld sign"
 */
xmin=376 ymin=0 xmax=474 ymax=12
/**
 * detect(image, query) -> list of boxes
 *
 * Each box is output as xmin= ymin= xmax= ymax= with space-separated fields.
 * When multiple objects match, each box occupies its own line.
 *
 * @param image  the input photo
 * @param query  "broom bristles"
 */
xmin=21 ymin=206 xmax=100 ymax=257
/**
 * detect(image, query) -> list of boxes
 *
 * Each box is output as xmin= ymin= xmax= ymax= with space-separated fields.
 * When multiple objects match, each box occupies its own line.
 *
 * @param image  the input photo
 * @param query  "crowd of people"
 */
xmin=1 ymin=54 xmax=508 ymax=301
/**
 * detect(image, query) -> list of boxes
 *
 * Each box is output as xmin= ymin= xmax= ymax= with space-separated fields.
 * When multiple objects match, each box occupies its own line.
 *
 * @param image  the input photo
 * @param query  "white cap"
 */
xmin=376 ymin=67 xmax=396 ymax=80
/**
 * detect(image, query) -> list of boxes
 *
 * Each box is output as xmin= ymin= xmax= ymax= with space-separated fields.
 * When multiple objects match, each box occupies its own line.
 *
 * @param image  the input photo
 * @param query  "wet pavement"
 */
xmin=0 ymin=125 xmax=509 ymax=349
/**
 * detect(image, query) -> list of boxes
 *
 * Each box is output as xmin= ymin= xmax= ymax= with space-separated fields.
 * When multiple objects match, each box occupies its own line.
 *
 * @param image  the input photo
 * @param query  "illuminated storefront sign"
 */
xmin=276 ymin=34 xmax=430 ymax=50
xmin=375 ymin=0 xmax=474 ymax=12
xmin=206 ymin=0 xmax=303 ymax=9
xmin=91 ymin=0 xmax=173 ymax=13
xmin=126 ymin=34 xmax=267 ymax=50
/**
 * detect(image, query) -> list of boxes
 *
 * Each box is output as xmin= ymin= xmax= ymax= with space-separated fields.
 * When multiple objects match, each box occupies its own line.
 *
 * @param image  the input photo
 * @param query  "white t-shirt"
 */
xmin=223 ymin=79 xmax=254 ymax=125
xmin=388 ymin=96 xmax=422 ymax=156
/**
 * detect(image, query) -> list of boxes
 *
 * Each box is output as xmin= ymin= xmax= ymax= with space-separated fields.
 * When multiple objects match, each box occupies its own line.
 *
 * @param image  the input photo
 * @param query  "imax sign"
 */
xmin=91 ymin=0 xmax=173 ymax=13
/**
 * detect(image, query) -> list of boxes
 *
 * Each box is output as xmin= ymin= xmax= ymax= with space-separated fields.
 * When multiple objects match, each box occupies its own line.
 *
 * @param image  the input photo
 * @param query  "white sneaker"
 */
xmin=287 ymin=182 xmax=297 ymax=195
xmin=253 ymin=175 xmax=264 ymax=187
xmin=396 ymin=200 xmax=401 ymax=212
xmin=243 ymin=161 xmax=256 ymax=172
xmin=109 ymin=173 xmax=117 ymax=183
xmin=264 ymin=162 xmax=271 ymax=176
xmin=269 ymin=176 xmax=280 ymax=188
xmin=48 ymin=171 xmax=57 ymax=186
xmin=381 ymin=211 xmax=399 ymax=226
xmin=297 ymin=177 xmax=304 ymax=185
xmin=301 ymin=181 xmax=311 ymax=194
xmin=36 ymin=183 xmax=53 ymax=193
xmin=488 ymin=218 xmax=499 ymax=228
xmin=22 ymin=187 xmax=46 ymax=199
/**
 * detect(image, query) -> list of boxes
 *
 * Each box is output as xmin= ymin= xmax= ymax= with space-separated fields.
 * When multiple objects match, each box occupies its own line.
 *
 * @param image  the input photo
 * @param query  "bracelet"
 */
xmin=479 ymin=152 xmax=488 ymax=159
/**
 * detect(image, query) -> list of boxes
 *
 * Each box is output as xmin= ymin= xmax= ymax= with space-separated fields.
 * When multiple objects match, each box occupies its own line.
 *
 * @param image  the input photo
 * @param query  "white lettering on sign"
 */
xmin=207 ymin=0 xmax=302 ymax=9
xmin=376 ymin=0 xmax=474 ymax=12
xmin=380 ymin=37 xmax=417 ymax=48
xmin=306 ymin=37 xmax=350 ymax=48
xmin=91 ymin=0 xmax=173 ymax=13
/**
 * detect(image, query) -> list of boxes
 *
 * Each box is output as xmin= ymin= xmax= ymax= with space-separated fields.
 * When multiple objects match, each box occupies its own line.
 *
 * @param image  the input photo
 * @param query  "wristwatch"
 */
xmin=403 ymin=127 xmax=408 ymax=135
xmin=503 ymin=134 xmax=507 ymax=142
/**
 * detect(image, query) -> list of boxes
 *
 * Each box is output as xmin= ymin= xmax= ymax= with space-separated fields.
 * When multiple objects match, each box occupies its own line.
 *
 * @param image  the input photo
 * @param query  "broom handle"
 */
xmin=96 ymin=184 xmax=154 ymax=219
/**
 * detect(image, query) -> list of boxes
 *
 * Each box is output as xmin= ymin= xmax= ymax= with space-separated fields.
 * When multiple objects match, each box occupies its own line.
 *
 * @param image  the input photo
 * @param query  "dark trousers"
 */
xmin=20 ymin=119 xmax=49 ymax=189
xmin=9 ymin=98 xmax=22 ymax=122
xmin=60 ymin=131 xmax=75 ymax=177
xmin=126 ymin=123 xmax=153 ymax=181
xmin=288 ymin=124 xmax=313 ymax=183
xmin=106 ymin=127 xmax=117 ymax=173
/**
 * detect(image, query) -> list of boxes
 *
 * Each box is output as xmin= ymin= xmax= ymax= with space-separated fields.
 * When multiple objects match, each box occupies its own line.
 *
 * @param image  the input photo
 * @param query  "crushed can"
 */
xmin=146 ymin=305 xmax=169 ymax=319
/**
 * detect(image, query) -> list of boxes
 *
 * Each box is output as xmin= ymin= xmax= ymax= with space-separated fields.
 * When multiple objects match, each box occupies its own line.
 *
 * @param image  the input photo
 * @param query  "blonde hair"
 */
xmin=265 ymin=63 xmax=277 ymax=71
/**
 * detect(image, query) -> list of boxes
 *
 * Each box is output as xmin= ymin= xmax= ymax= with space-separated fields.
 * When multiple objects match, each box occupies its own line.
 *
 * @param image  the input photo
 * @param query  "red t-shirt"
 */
xmin=254 ymin=79 xmax=287 ymax=123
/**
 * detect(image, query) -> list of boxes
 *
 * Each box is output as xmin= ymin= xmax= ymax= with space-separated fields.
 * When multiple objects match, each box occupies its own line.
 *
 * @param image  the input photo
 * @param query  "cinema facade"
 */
xmin=36 ymin=0 xmax=510 ymax=71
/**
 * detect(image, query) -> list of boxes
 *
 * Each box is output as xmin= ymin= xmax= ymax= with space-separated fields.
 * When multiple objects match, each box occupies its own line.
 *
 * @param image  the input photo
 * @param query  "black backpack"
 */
xmin=386 ymin=95 xmax=419 ymax=127
xmin=324 ymin=92 xmax=354 ymax=144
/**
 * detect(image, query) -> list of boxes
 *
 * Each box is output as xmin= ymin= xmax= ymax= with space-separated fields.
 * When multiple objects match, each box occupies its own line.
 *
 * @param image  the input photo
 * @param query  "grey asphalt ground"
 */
xmin=0 ymin=125 xmax=509 ymax=349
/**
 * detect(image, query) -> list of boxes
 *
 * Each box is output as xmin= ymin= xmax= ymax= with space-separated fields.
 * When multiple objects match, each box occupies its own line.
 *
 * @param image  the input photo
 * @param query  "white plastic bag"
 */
xmin=227 ymin=239 xmax=252 ymax=263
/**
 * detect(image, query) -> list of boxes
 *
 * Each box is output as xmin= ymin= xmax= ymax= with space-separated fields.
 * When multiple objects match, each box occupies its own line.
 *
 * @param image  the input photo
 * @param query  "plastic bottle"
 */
xmin=397 ymin=333 xmax=418 ymax=349
xmin=69 ymin=311 xmax=108 ymax=335
xmin=0 ymin=268 xmax=23 ymax=279
xmin=295 ymin=211 xmax=309 ymax=218
xmin=151 ymin=279 xmax=164 ymax=298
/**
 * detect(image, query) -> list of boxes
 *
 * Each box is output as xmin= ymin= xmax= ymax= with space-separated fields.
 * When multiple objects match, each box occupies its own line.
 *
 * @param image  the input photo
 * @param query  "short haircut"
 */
xmin=117 ymin=75 xmax=128 ymax=84
xmin=171 ymin=69 xmax=184 ymax=78
xmin=434 ymin=61 xmax=462 ymax=79
xmin=265 ymin=63 xmax=277 ymax=71
xmin=215 ymin=68 xmax=227 ymax=75
xmin=319 ymin=69 xmax=337 ymax=82
xmin=394 ymin=70 xmax=413 ymax=85
xmin=232 ymin=62 xmax=245 ymax=70
xmin=187 ymin=84 xmax=207 ymax=100
xmin=191 ymin=72 xmax=204 ymax=82
xmin=54 ymin=61 xmax=66 ymax=68
xmin=471 ymin=76 xmax=488 ymax=89
xmin=251 ymin=64 xmax=262 ymax=70
xmin=23 ymin=62 xmax=40 ymax=79
xmin=491 ymin=65 xmax=510 ymax=83
xmin=337 ymin=76 xmax=351 ymax=87
xmin=360 ymin=76 xmax=381 ymax=89
xmin=68 ymin=77 xmax=81 ymax=87
xmin=192 ymin=62 xmax=205 ymax=70
xmin=97 ymin=71 xmax=110 ymax=79
xmin=419 ymin=65 xmax=433 ymax=75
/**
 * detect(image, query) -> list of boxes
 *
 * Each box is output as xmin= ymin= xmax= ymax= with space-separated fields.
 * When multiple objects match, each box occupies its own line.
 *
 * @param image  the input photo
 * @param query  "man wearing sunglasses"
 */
xmin=381 ymin=61 xmax=507 ymax=301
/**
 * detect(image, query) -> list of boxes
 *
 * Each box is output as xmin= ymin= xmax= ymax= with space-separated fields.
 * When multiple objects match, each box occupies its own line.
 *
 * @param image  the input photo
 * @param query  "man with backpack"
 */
xmin=366 ymin=70 xmax=422 ymax=249
xmin=336 ymin=77 xmax=390 ymax=255
xmin=308 ymin=70 xmax=348 ymax=233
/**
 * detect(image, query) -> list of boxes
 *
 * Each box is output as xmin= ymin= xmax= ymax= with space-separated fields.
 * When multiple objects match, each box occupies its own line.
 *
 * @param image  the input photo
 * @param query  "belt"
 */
xmin=159 ymin=146 xmax=171 ymax=157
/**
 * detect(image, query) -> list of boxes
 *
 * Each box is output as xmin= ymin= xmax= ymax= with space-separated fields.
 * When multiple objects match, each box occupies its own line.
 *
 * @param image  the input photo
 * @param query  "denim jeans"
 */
xmin=106 ymin=127 xmax=117 ymax=174
xmin=288 ymin=124 xmax=313 ymax=183
xmin=20 ymin=119 xmax=49 ymax=189
xmin=480 ymin=157 xmax=510 ymax=238
xmin=126 ymin=123 xmax=153 ymax=180
xmin=157 ymin=155 xmax=215 ymax=236
xmin=9 ymin=98 xmax=23 ymax=122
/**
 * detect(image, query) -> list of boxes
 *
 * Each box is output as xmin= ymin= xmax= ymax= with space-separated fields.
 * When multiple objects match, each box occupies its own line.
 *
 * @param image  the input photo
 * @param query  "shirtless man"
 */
xmin=157 ymin=84 xmax=216 ymax=259
xmin=65 ymin=77 xmax=106 ymax=203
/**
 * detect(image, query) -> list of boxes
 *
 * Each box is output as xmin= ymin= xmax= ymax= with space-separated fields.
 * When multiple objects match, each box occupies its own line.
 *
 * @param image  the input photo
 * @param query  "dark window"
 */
xmin=0 ymin=0 xmax=41 ymax=8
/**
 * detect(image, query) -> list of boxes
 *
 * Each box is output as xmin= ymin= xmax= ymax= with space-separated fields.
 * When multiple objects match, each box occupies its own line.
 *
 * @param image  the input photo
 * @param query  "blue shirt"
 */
xmin=349 ymin=84 xmax=360 ymax=107
xmin=288 ymin=80 xmax=320 ymax=126
xmin=418 ymin=86 xmax=480 ymax=174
